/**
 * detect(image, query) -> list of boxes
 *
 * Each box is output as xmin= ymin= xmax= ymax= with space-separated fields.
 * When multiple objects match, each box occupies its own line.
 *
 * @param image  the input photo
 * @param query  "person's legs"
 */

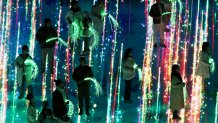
xmin=84 ymin=84 xmax=90 ymax=116
xmin=83 ymin=37 xmax=90 ymax=53
xmin=172 ymin=110 xmax=178 ymax=119
xmin=27 ymin=85 xmax=33 ymax=94
xmin=160 ymin=22 xmax=166 ymax=47
xmin=41 ymin=48 xmax=48 ymax=73
xmin=78 ymin=86 xmax=84 ymax=115
xmin=18 ymin=75 xmax=25 ymax=98
xmin=153 ymin=24 xmax=159 ymax=47
xmin=75 ymin=39 xmax=82 ymax=56
xmin=124 ymin=79 xmax=132 ymax=101
xmin=48 ymin=48 xmax=54 ymax=74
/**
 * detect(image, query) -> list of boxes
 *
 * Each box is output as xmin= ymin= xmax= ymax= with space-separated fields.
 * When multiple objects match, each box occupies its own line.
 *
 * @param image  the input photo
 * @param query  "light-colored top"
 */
xmin=122 ymin=57 xmax=136 ymax=80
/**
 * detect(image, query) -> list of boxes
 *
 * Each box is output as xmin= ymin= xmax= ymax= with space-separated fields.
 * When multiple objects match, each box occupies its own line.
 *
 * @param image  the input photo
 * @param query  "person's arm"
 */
xmin=27 ymin=106 xmax=36 ymax=122
xmin=149 ymin=5 xmax=161 ymax=19
xmin=52 ymin=27 xmax=58 ymax=37
xmin=171 ymin=76 xmax=185 ymax=88
xmin=53 ymin=91 xmax=65 ymax=106
xmin=65 ymin=11 xmax=73 ymax=24
xmin=89 ymin=67 xmax=94 ymax=77
xmin=200 ymin=52 xmax=210 ymax=64
xmin=72 ymin=69 xmax=80 ymax=82
xmin=15 ymin=56 xmax=23 ymax=69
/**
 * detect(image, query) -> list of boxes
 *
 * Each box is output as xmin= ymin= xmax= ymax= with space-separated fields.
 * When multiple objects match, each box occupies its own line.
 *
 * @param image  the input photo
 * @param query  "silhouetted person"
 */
xmin=91 ymin=0 xmax=105 ymax=36
xmin=52 ymin=79 xmax=69 ymax=118
xmin=163 ymin=0 xmax=171 ymax=32
xmin=65 ymin=0 xmax=83 ymax=53
xmin=36 ymin=18 xmax=57 ymax=74
xmin=72 ymin=57 xmax=94 ymax=116
xmin=80 ymin=11 xmax=92 ymax=55
xmin=122 ymin=48 xmax=139 ymax=103
xmin=15 ymin=45 xmax=33 ymax=99
xmin=26 ymin=94 xmax=37 ymax=123
xmin=38 ymin=101 xmax=50 ymax=123
xmin=196 ymin=42 xmax=212 ymax=92
xmin=170 ymin=65 xmax=185 ymax=121
xmin=42 ymin=109 xmax=58 ymax=123
xmin=149 ymin=0 xmax=167 ymax=48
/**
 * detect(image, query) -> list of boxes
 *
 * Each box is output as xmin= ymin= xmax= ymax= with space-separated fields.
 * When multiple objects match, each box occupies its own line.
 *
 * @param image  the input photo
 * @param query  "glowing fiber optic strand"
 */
xmin=215 ymin=92 xmax=218 ymax=123
xmin=25 ymin=0 xmax=29 ymax=20
xmin=108 ymin=14 xmax=119 ymax=29
xmin=29 ymin=0 xmax=37 ymax=57
xmin=45 ymin=37 xmax=68 ymax=47
xmin=52 ymin=5 xmax=63 ymax=92
xmin=139 ymin=0 xmax=154 ymax=122
xmin=12 ymin=22 xmax=20 ymax=123
xmin=67 ymin=101 xmax=74 ymax=117
xmin=155 ymin=67 xmax=161 ymax=123
xmin=112 ymin=44 xmax=123 ymax=123
xmin=89 ymin=27 xmax=99 ymax=49
xmin=190 ymin=0 xmax=202 ymax=122
xmin=0 ymin=51 xmax=8 ymax=123
xmin=24 ymin=59 xmax=39 ymax=79
xmin=99 ymin=0 xmax=108 ymax=84
xmin=0 ymin=0 xmax=11 ymax=122
xmin=84 ymin=78 xmax=103 ymax=97
xmin=42 ymin=58 xmax=48 ymax=101
xmin=106 ymin=0 xmax=119 ymax=123
xmin=69 ymin=22 xmax=79 ymax=41
xmin=203 ymin=0 xmax=209 ymax=43
xmin=15 ymin=0 xmax=19 ymax=32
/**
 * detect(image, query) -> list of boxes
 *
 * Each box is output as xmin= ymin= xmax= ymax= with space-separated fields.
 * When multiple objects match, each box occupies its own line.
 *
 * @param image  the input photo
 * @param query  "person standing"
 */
xmin=15 ymin=45 xmax=33 ymax=99
xmin=26 ymin=94 xmax=37 ymax=123
xmin=38 ymin=101 xmax=50 ymax=123
xmin=72 ymin=57 xmax=94 ymax=116
xmin=149 ymin=0 xmax=167 ymax=48
xmin=122 ymin=48 xmax=139 ymax=103
xmin=170 ymin=65 xmax=185 ymax=121
xmin=36 ymin=18 xmax=57 ymax=74
xmin=52 ymin=79 xmax=69 ymax=119
xmin=91 ymin=0 xmax=105 ymax=37
xmin=196 ymin=42 xmax=213 ymax=92
xmin=65 ymin=0 xmax=84 ymax=55
xmin=80 ymin=11 xmax=92 ymax=55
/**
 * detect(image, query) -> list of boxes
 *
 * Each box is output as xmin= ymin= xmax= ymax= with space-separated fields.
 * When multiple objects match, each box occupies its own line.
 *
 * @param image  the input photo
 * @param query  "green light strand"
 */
xmin=24 ymin=59 xmax=38 ymax=79
xmin=70 ymin=22 xmax=79 ymax=41
xmin=108 ymin=14 xmax=119 ymax=28
xmin=45 ymin=37 xmax=68 ymax=47
xmin=215 ymin=92 xmax=218 ymax=123
xmin=84 ymin=77 xmax=103 ymax=97
xmin=89 ymin=27 xmax=99 ymax=49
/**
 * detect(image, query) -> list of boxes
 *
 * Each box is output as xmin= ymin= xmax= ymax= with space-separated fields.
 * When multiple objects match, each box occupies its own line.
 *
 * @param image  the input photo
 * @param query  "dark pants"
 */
xmin=173 ymin=110 xmax=179 ymax=119
xmin=124 ymin=79 xmax=132 ymax=101
xmin=78 ymin=82 xmax=90 ymax=112
xmin=19 ymin=75 xmax=33 ymax=96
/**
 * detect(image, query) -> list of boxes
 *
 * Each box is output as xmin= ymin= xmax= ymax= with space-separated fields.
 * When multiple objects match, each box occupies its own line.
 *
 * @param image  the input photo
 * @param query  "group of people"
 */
xmin=13 ymin=0 xmax=215 ymax=122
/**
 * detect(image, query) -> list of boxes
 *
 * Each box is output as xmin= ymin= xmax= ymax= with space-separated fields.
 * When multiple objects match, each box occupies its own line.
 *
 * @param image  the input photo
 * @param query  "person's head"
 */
xmin=44 ymin=18 xmax=51 ymax=27
xmin=79 ymin=56 xmax=86 ymax=66
xmin=96 ymin=0 xmax=104 ymax=5
xmin=26 ymin=93 xmax=34 ymax=102
xmin=156 ymin=0 xmax=161 ymax=3
xmin=22 ymin=45 xmax=29 ymax=55
xmin=45 ymin=109 xmax=53 ymax=117
xmin=202 ymin=42 xmax=209 ymax=52
xmin=42 ymin=101 xmax=49 ymax=109
xmin=172 ymin=64 xmax=180 ymax=74
xmin=54 ymin=79 xmax=65 ymax=89
xmin=123 ymin=48 xmax=132 ymax=59
xmin=83 ymin=11 xmax=89 ymax=18
xmin=70 ymin=0 xmax=81 ymax=12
